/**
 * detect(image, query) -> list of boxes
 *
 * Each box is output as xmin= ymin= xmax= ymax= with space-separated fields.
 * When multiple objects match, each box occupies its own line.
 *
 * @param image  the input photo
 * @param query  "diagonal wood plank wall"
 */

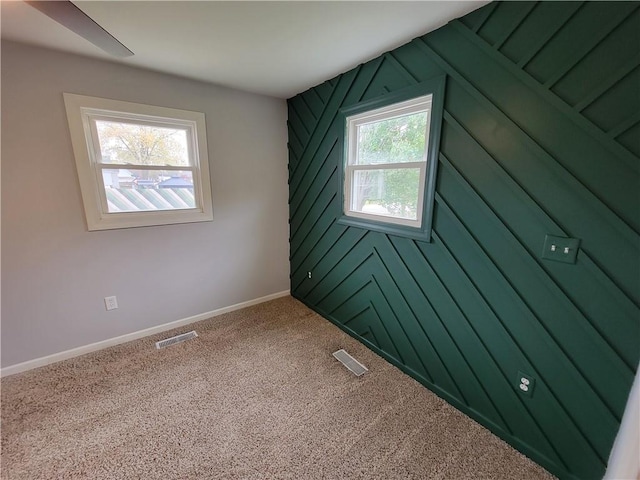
xmin=287 ymin=2 xmax=640 ymax=479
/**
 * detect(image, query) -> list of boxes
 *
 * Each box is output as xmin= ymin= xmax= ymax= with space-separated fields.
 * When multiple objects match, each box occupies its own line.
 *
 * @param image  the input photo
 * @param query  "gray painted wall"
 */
xmin=1 ymin=41 xmax=290 ymax=368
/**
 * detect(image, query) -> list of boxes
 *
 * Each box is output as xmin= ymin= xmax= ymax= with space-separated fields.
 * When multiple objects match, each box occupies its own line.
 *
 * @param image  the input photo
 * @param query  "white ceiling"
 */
xmin=1 ymin=1 xmax=487 ymax=99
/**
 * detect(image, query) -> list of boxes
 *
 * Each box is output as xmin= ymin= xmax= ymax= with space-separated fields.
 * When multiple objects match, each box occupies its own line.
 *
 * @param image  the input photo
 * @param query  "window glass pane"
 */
xmin=356 ymin=111 xmax=428 ymax=165
xmin=95 ymin=120 xmax=190 ymax=167
xmin=101 ymin=169 xmax=195 ymax=212
xmin=351 ymin=168 xmax=421 ymax=220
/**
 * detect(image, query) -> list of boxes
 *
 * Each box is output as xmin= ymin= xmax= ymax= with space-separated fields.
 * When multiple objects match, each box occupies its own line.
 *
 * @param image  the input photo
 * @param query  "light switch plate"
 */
xmin=542 ymin=235 xmax=580 ymax=264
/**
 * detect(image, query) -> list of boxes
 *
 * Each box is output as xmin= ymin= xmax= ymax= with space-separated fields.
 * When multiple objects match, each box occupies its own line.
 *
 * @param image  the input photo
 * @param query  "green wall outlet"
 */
xmin=518 ymin=371 xmax=536 ymax=397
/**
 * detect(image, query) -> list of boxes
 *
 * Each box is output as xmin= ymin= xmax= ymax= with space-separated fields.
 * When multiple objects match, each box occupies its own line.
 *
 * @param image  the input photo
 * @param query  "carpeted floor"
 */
xmin=1 ymin=297 xmax=555 ymax=479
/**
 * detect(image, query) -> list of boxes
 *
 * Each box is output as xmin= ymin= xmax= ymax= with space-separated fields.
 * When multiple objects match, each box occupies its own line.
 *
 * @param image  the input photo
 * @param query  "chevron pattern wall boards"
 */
xmin=287 ymin=2 xmax=640 ymax=480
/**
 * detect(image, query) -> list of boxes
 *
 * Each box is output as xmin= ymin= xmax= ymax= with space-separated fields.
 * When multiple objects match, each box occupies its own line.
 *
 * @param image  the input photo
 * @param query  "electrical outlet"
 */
xmin=307 ymin=271 xmax=312 ymax=279
xmin=517 ymin=371 xmax=535 ymax=397
xmin=104 ymin=296 xmax=118 ymax=311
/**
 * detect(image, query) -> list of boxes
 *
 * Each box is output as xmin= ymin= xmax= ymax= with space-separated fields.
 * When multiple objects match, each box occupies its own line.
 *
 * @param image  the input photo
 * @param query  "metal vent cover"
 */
xmin=333 ymin=349 xmax=368 ymax=376
xmin=156 ymin=331 xmax=198 ymax=349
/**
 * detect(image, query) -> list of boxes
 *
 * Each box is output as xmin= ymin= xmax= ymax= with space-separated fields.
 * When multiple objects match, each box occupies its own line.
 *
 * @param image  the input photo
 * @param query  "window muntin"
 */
xmin=64 ymin=94 xmax=213 ymax=231
xmin=344 ymin=94 xmax=432 ymax=228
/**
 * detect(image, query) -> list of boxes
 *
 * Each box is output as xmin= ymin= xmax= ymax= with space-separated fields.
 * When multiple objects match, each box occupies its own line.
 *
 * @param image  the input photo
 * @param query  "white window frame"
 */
xmin=344 ymin=94 xmax=433 ymax=228
xmin=64 ymin=93 xmax=213 ymax=231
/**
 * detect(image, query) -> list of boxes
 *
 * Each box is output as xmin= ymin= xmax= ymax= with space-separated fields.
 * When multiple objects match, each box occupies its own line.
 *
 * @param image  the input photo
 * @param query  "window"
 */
xmin=64 ymin=93 xmax=213 ymax=230
xmin=339 ymin=77 xmax=445 ymax=241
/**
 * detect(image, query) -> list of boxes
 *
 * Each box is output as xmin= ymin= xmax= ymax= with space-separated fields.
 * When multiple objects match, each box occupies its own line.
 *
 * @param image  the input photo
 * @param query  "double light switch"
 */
xmin=542 ymin=234 xmax=580 ymax=264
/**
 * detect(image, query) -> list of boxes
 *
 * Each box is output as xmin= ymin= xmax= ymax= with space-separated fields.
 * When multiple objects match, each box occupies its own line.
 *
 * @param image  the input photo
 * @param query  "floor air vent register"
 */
xmin=156 ymin=331 xmax=198 ymax=349
xmin=333 ymin=349 xmax=368 ymax=376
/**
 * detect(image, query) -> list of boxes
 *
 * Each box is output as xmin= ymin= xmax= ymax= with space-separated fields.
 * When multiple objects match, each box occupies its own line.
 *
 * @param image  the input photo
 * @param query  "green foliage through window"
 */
xmin=357 ymin=112 xmax=427 ymax=165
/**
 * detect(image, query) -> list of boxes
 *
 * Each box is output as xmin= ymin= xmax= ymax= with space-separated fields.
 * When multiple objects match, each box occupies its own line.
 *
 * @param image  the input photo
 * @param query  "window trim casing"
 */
xmin=344 ymin=94 xmax=433 ymax=229
xmin=337 ymin=76 xmax=446 ymax=241
xmin=64 ymin=93 xmax=213 ymax=231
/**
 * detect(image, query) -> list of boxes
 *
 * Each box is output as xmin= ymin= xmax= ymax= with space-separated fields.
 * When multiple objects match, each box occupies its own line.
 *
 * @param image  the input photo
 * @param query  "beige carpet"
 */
xmin=1 ymin=297 xmax=555 ymax=479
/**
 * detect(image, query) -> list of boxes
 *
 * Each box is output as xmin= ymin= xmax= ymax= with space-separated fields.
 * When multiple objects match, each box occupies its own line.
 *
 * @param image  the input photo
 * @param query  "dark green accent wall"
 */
xmin=287 ymin=2 xmax=640 ymax=479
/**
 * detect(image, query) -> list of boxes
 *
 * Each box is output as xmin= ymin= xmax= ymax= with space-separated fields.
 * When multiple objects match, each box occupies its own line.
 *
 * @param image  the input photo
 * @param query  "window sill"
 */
xmin=87 ymin=208 xmax=213 ymax=231
xmin=337 ymin=214 xmax=433 ymax=242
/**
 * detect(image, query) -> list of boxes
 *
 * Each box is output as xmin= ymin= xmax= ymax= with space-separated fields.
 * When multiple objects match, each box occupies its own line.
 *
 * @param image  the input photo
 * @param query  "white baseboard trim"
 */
xmin=1 ymin=290 xmax=290 ymax=378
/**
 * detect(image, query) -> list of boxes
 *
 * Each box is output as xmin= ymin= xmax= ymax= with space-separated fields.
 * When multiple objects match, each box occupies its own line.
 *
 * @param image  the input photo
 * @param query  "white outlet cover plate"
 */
xmin=104 ymin=296 xmax=118 ymax=310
